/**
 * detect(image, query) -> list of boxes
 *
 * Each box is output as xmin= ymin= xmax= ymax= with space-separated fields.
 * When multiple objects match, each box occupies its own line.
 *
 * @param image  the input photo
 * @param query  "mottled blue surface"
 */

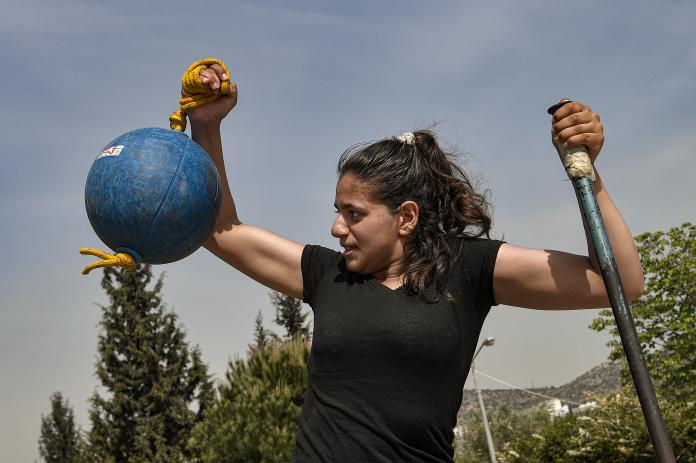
xmin=85 ymin=128 xmax=221 ymax=264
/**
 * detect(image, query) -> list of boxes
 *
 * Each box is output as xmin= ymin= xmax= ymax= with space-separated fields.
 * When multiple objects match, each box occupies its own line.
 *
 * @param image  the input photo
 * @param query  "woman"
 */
xmin=188 ymin=65 xmax=644 ymax=462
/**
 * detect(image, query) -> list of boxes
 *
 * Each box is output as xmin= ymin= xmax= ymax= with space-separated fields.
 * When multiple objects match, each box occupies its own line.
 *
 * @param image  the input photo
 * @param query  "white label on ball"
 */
xmin=96 ymin=145 xmax=124 ymax=159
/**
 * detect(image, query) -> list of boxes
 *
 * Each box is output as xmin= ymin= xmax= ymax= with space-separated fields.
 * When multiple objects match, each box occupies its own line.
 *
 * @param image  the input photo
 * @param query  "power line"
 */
xmin=471 ymin=367 xmax=583 ymax=406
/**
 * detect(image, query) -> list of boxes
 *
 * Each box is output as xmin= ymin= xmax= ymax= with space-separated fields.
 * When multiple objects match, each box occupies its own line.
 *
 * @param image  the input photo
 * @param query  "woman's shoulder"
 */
xmin=446 ymin=236 xmax=504 ymax=308
xmin=447 ymin=235 xmax=504 ymax=273
xmin=449 ymin=234 xmax=504 ymax=255
xmin=302 ymin=244 xmax=344 ymax=269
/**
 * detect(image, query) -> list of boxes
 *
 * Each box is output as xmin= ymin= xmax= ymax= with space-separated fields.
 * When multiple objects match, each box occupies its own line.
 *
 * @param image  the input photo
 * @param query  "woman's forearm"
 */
xmin=190 ymin=123 xmax=241 ymax=244
xmin=576 ymin=169 xmax=644 ymax=300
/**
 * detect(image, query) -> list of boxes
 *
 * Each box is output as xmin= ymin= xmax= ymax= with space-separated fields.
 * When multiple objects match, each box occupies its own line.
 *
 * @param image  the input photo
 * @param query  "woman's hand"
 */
xmin=185 ymin=64 xmax=238 ymax=128
xmin=550 ymin=100 xmax=604 ymax=163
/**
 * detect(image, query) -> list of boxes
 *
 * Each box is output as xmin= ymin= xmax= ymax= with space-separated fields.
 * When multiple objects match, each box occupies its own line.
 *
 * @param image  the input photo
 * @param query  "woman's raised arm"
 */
xmin=492 ymin=101 xmax=644 ymax=310
xmin=188 ymin=65 xmax=305 ymax=299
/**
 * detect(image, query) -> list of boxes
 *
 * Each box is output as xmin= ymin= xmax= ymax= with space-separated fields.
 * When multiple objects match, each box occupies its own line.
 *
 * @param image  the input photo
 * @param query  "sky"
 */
xmin=1 ymin=0 xmax=695 ymax=461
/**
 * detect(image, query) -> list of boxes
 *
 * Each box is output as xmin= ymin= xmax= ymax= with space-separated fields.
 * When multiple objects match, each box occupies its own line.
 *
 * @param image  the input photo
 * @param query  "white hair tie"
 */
xmin=395 ymin=132 xmax=415 ymax=145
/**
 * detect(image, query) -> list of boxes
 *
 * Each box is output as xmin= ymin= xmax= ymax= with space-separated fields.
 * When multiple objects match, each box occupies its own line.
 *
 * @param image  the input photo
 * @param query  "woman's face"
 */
xmin=331 ymin=174 xmax=405 ymax=276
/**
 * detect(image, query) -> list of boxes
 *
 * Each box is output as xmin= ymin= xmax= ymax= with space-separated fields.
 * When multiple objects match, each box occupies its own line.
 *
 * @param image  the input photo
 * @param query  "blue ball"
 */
xmin=85 ymin=128 xmax=221 ymax=265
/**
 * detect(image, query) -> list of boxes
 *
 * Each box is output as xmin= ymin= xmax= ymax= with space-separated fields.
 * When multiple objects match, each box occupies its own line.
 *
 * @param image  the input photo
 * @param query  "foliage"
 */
xmin=38 ymin=392 xmax=84 ymax=463
xmin=250 ymin=310 xmax=273 ymax=353
xmin=669 ymin=398 xmax=696 ymax=463
xmin=270 ymin=291 xmax=311 ymax=340
xmin=453 ymin=408 xmax=487 ymax=463
xmin=590 ymin=222 xmax=695 ymax=399
xmin=454 ymin=405 xmax=549 ymax=463
xmin=189 ymin=336 xmax=310 ymax=463
xmin=457 ymin=388 xmax=695 ymax=462
xmin=527 ymin=414 xmax=579 ymax=463
xmin=562 ymin=390 xmax=654 ymax=462
xmin=85 ymin=265 xmax=213 ymax=462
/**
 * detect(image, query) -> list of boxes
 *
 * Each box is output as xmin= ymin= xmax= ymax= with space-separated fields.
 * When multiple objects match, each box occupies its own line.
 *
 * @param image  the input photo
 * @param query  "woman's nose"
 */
xmin=331 ymin=215 xmax=348 ymax=238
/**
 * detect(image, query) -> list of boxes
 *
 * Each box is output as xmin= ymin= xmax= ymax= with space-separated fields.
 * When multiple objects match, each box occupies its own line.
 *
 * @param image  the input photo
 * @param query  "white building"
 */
xmin=546 ymin=399 xmax=570 ymax=417
xmin=577 ymin=400 xmax=598 ymax=413
xmin=546 ymin=399 xmax=598 ymax=417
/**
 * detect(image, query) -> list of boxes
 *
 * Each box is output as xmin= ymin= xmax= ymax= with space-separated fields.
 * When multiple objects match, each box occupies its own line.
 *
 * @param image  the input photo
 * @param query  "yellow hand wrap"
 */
xmin=169 ymin=58 xmax=231 ymax=131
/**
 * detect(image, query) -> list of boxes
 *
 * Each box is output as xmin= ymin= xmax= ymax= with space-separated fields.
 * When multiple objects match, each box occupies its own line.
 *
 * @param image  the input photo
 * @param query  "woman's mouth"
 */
xmin=342 ymin=245 xmax=356 ymax=257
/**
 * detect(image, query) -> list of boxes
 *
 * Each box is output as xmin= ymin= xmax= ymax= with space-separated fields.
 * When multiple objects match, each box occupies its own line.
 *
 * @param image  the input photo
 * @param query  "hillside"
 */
xmin=459 ymin=361 xmax=622 ymax=415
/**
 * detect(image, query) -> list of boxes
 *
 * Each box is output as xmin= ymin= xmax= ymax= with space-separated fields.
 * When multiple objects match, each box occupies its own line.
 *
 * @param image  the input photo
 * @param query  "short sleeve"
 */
xmin=452 ymin=238 xmax=504 ymax=311
xmin=301 ymin=244 xmax=343 ymax=305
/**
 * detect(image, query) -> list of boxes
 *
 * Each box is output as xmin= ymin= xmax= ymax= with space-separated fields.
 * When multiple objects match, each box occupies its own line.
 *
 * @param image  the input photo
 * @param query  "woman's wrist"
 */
xmin=190 ymin=122 xmax=222 ymax=144
xmin=191 ymin=119 xmax=221 ymax=132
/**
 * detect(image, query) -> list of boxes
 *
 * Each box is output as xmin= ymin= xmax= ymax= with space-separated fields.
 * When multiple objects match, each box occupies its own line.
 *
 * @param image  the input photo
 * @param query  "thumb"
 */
xmin=551 ymin=129 xmax=565 ymax=158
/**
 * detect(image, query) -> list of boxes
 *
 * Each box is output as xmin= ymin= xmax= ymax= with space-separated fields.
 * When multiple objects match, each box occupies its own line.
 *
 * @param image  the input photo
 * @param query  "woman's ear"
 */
xmin=398 ymin=201 xmax=419 ymax=237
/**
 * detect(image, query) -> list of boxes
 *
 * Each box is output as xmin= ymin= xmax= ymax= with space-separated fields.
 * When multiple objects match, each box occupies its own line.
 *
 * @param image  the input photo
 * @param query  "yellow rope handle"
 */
xmin=80 ymin=248 xmax=137 ymax=275
xmin=169 ymin=58 xmax=231 ymax=131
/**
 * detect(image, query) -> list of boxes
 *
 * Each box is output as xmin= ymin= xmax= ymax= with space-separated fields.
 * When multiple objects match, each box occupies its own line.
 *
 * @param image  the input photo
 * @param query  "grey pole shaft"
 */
xmin=472 ymin=360 xmax=498 ymax=463
xmin=574 ymin=178 xmax=675 ymax=462
xmin=548 ymin=100 xmax=675 ymax=462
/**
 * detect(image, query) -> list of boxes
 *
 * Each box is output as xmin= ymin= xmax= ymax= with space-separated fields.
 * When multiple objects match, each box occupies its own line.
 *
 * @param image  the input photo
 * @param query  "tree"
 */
xmin=528 ymin=414 xmax=580 ymax=463
xmin=86 ymin=265 xmax=213 ymax=462
xmin=590 ymin=222 xmax=695 ymax=400
xmin=489 ymin=387 xmax=696 ymax=463
xmin=38 ymin=392 xmax=83 ymax=463
xmin=454 ymin=405 xmax=550 ymax=463
xmin=270 ymin=291 xmax=311 ymax=339
xmin=191 ymin=290 xmax=312 ymax=461
xmin=190 ymin=336 xmax=310 ymax=462
xmin=250 ymin=310 xmax=273 ymax=353
xmin=562 ymin=391 xmax=655 ymax=463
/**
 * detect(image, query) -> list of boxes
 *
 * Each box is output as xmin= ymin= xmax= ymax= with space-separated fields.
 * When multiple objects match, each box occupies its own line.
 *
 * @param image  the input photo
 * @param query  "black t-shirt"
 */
xmin=294 ymin=238 xmax=504 ymax=462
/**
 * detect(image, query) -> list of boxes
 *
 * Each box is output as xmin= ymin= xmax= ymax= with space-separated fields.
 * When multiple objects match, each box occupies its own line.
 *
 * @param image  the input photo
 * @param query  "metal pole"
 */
xmin=471 ymin=338 xmax=497 ymax=463
xmin=472 ymin=359 xmax=498 ymax=463
xmin=547 ymin=101 xmax=675 ymax=462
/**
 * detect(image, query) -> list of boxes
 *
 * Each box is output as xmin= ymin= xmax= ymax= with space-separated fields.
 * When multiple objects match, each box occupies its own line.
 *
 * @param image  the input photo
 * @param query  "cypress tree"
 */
xmin=250 ymin=310 xmax=273 ymax=353
xmin=270 ymin=291 xmax=311 ymax=339
xmin=86 ymin=265 xmax=213 ymax=462
xmin=38 ymin=392 xmax=83 ymax=463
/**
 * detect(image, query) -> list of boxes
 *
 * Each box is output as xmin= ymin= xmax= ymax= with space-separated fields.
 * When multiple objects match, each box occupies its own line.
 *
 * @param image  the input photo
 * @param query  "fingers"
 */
xmin=550 ymin=100 xmax=604 ymax=158
xmin=556 ymin=123 xmax=604 ymax=158
xmin=553 ymin=110 xmax=599 ymax=132
xmin=210 ymin=63 xmax=229 ymax=82
xmin=227 ymin=81 xmax=237 ymax=96
xmin=551 ymin=101 xmax=587 ymax=122
xmin=555 ymin=120 xmax=603 ymax=146
xmin=199 ymin=69 xmax=221 ymax=93
xmin=182 ymin=79 xmax=237 ymax=102
xmin=565 ymin=132 xmax=602 ymax=152
xmin=198 ymin=65 xmax=230 ymax=95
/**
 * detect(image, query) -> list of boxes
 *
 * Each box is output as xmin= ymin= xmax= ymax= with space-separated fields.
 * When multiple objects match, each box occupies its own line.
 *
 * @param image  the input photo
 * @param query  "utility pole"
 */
xmin=471 ymin=337 xmax=497 ymax=463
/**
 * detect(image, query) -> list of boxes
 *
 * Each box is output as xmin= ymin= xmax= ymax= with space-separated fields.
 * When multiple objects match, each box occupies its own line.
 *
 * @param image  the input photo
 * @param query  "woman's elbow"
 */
xmin=625 ymin=275 xmax=645 ymax=303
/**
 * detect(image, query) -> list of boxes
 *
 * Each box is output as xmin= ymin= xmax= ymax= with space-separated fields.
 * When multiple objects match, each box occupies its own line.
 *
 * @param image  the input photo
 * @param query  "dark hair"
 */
xmin=337 ymin=130 xmax=492 ymax=302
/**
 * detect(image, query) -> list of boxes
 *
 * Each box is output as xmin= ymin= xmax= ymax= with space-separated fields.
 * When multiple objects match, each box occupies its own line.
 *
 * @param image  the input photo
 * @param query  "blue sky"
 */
xmin=2 ymin=1 xmax=695 ymax=460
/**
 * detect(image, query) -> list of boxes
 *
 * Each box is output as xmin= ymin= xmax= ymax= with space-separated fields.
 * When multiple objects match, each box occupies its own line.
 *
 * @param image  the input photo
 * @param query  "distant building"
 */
xmin=577 ymin=400 xmax=598 ymax=413
xmin=546 ymin=399 xmax=570 ymax=417
xmin=546 ymin=399 xmax=598 ymax=418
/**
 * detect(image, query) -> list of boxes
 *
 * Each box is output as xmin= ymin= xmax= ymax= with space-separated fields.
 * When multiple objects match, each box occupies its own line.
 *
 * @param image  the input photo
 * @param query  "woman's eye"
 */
xmin=349 ymin=211 xmax=360 ymax=219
